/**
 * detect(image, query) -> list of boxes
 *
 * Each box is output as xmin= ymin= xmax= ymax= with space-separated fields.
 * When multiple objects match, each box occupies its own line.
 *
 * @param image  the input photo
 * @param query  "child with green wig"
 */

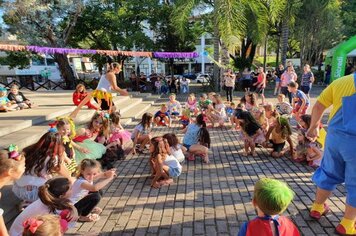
xmin=237 ymin=178 xmax=300 ymax=236
xmin=264 ymin=116 xmax=295 ymax=158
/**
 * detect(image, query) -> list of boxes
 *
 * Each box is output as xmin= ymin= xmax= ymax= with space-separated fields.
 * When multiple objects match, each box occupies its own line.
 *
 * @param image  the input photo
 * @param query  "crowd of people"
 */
xmin=1 ymin=59 xmax=355 ymax=236
xmin=129 ymin=70 xmax=191 ymax=95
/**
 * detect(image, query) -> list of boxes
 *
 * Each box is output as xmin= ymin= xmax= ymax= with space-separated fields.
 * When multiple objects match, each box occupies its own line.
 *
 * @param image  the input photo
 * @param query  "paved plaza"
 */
xmin=62 ymin=85 xmax=342 ymax=236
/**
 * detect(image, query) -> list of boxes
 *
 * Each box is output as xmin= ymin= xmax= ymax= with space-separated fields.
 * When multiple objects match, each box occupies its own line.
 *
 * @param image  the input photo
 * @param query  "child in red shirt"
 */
xmin=72 ymin=84 xmax=98 ymax=110
xmin=237 ymin=178 xmax=300 ymax=236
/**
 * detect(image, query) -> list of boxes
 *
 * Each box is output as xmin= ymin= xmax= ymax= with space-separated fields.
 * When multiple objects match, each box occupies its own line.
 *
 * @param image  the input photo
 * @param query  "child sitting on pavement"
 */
xmin=182 ymin=114 xmax=210 ymax=163
xmin=234 ymin=104 xmax=265 ymax=157
xmin=154 ymin=104 xmax=171 ymax=127
xmin=275 ymin=94 xmax=293 ymax=118
xmin=0 ymin=87 xmax=18 ymax=112
xmin=237 ymin=178 xmax=300 ymax=236
xmin=150 ymin=137 xmax=182 ymax=188
xmin=163 ymin=133 xmax=187 ymax=163
xmin=265 ymin=116 xmax=294 ymax=158
xmin=7 ymin=84 xmax=34 ymax=109
xmin=166 ymin=93 xmax=182 ymax=118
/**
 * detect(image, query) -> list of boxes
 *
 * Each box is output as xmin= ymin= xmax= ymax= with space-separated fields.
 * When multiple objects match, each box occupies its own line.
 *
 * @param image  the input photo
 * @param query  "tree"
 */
xmin=172 ymin=0 xmax=247 ymax=90
xmin=2 ymin=0 xmax=84 ymax=89
xmin=150 ymin=1 xmax=199 ymax=77
xmin=69 ymin=0 xmax=158 ymax=78
xmin=340 ymin=0 xmax=356 ymax=39
xmin=296 ymin=0 xmax=341 ymax=67
xmin=280 ymin=0 xmax=302 ymax=67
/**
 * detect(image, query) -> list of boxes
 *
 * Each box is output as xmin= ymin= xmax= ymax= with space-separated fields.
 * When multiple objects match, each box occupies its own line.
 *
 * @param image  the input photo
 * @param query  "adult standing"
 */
xmin=306 ymin=73 xmax=356 ymax=235
xmin=253 ymin=67 xmax=266 ymax=105
xmin=180 ymin=77 xmax=190 ymax=94
xmin=250 ymin=68 xmax=259 ymax=92
xmin=139 ymin=72 xmax=147 ymax=92
xmin=240 ymin=68 xmax=252 ymax=92
xmin=130 ymin=71 xmax=138 ymax=91
xmin=169 ymin=76 xmax=178 ymax=94
xmin=149 ymin=70 xmax=158 ymax=93
xmin=300 ymin=64 xmax=315 ymax=99
xmin=73 ymin=62 xmax=129 ymax=115
xmin=223 ymin=68 xmax=236 ymax=102
xmin=280 ymin=66 xmax=297 ymax=104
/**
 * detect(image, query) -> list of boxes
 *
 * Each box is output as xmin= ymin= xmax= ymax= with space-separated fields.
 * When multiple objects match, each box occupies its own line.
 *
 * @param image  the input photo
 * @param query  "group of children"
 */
xmin=0 ymin=78 xmax=325 ymax=235
xmin=0 ymin=107 xmax=135 ymax=235
xmin=0 ymin=85 xmax=34 ymax=112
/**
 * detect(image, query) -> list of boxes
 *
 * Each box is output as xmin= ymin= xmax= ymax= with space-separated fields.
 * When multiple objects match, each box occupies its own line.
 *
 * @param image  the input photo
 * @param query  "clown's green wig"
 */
xmin=253 ymin=178 xmax=294 ymax=215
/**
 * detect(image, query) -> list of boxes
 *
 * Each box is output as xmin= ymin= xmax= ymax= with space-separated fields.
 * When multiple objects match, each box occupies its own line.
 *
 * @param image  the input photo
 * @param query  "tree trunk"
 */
xmin=275 ymin=23 xmax=281 ymax=67
xmin=213 ymin=23 xmax=220 ymax=92
xmin=263 ymin=35 xmax=268 ymax=71
xmin=281 ymin=19 xmax=289 ymax=67
xmin=220 ymin=41 xmax=229 ymax=90
xmin=54 ymin=54 xmax=76 ymax=89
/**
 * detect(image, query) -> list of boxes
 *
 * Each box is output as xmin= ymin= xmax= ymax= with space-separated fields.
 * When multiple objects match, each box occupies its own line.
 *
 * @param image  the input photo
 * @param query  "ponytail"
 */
xmin=38 ymin=178 xmax=72 ymax=213
xmin=198 ymin=127 xmax=211 ymax=148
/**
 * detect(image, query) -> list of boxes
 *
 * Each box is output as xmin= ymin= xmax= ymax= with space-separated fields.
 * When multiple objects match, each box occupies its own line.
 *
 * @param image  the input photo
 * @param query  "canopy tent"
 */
xmin=325 ymin=35 xmax=356 ymax=82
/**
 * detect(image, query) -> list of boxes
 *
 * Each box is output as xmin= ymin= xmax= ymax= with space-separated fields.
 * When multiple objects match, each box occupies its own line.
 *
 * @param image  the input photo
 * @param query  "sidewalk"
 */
xmin=65 ymin=84 xmax=339 ymax=236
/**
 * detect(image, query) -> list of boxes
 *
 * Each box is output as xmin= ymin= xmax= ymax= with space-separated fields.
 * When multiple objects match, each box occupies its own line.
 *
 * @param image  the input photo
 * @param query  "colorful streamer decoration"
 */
xmin=153 ymin=52 xmax=199 ymax=58
xmin=0 ymin=44 xmax=27 ymax=52
xmin=26 ymin=46 xmax=97 ymax=55
xmin=0 ymin=43 xmax=197 ymax=59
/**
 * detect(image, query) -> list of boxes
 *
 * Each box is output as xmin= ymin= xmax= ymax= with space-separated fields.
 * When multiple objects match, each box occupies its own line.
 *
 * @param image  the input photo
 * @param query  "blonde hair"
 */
xmin=75 ymin=84 xmax=86 ymax=93
xmin=22 ymin=214 xmax=62 ymax=236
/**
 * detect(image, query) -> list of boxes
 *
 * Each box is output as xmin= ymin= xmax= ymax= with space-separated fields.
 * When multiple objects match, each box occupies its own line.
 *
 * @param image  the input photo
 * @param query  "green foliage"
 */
xmin=340 ymin=0 xmax=356 ymax=39
xmin=295 ymin=0 xmax=342 ymax=65
xmin=0 ymin=51 xmax=42 ymax=69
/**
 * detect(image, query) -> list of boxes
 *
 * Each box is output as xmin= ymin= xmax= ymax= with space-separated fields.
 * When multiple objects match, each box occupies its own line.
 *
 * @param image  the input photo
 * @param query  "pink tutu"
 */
xmin=109 ymin=129 xmax=132 ymax=144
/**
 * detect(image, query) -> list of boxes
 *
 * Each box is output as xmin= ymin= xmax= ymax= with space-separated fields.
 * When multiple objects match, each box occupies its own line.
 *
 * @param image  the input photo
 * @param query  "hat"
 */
xmin=0 ymin=87 xmax=7 ymax=92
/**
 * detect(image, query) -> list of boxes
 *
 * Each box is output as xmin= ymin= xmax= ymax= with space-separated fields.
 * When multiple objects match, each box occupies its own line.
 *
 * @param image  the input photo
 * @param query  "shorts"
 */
xmin=94 ymin=98 xmax=115 ymax=111
xmin=301 ymin=85 xmax=312 ymax=94
xmin=168 ymin=167 xmax=181 ymax=177
xmin=171 ymin=111 xmax=180 ymax=116
xmin=293 ymin=104 xmax=309 ymax=115
xmin=255 ymin=87 xmax=265 ymax=95
xmin=183 ymin=144 xmax=191 ymax=151
xmin=270 ymin=140 xmax=285 ymax=152
xmin=312 ymin=131 xmax=356 ymax=207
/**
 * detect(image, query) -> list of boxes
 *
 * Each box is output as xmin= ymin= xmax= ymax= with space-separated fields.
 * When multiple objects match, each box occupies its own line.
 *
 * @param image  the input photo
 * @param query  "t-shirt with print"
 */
xmin=293 ymin=90 xmax=310 ymax=106
xmin=166 ymin=101 xmax=182 ymax=114
xmin=183 ymin=124 xmax=201 ymax=146
xmin=301 ymin=72 xmax=314 ymax=87
xmin=70 ymin=177 xmax=91 ymax=204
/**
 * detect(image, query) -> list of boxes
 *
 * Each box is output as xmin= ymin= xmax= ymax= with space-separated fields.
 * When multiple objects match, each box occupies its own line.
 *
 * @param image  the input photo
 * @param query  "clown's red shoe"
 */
xmin=309 ymin=203 xmax=330 ymax=220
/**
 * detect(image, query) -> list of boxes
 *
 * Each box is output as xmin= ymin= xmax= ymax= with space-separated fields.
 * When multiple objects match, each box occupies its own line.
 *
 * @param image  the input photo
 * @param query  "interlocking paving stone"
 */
xmin=14 ymin=86 xmax=336 ymax=236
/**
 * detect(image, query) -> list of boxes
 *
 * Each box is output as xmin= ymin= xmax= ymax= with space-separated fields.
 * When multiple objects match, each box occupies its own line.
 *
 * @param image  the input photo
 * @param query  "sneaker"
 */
xmin=309 ymin=203 xmax=330 ymax=220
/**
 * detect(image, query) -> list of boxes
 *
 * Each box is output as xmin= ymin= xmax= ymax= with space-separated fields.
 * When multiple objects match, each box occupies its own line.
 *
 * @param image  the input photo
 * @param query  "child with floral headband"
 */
xmin=73 ymin=112 xmax=119 ymax=164
xmin=12 ymin=131 xmax=73 ymax=206
xmin=0 ymin=144 xmax=25 ymax=236
xmin=237 ymin=178 xmax=300 ymax=236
